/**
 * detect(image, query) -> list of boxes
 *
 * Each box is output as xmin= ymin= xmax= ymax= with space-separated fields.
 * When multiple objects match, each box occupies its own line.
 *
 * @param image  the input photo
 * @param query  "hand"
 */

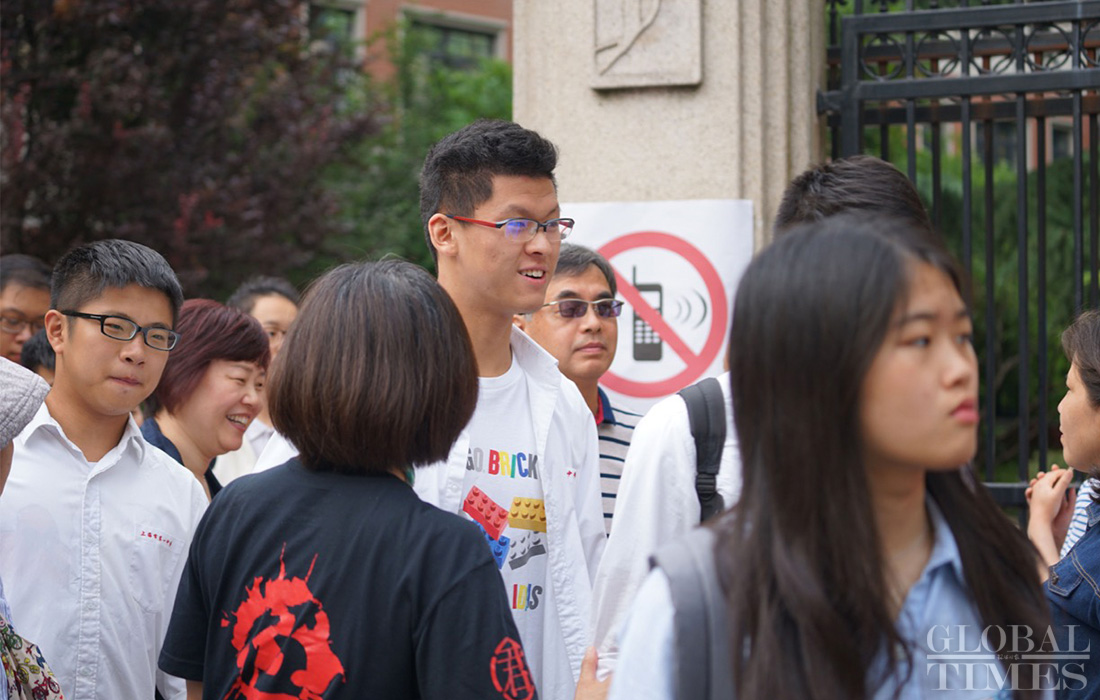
xmin=1028 ymin=465 xmax=1075 ymax=567
xmin=1025 ymin=467 xmax=1064 ymax=502
xmin=1029 ymin=466 xmax=1075 ymax=523
xmin=574 ymin=647 xmax=611 ymax=700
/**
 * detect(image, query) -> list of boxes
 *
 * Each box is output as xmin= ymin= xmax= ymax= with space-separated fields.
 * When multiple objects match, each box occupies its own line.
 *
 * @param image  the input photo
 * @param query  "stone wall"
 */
xmin=513 ymin=0 xmax=826 ymax=249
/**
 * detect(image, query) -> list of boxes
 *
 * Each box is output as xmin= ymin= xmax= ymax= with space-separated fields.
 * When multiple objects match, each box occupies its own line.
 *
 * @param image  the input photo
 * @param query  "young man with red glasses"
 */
xmin=254 ymin=120 xmax=606 ymax=700
xmin=515 ymin=244 xmax=641 ymax=535
xmin=422 ymin=119 xmax=606 ymax=700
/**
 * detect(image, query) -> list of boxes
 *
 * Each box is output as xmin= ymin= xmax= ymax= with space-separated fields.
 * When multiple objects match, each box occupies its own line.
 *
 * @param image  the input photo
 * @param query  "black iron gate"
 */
xmin=818 ymin=0 xmax=1100 ymax=516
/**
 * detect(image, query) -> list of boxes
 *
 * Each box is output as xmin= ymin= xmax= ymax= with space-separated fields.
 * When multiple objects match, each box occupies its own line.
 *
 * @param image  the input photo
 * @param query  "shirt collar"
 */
xmin=597 ymin=387 xmax=617 ymax=426
xmin=1087 ymin=500 xmax=1100 ymax=528
xmin=922 ymin=496 xmax=966 ymax=585
xmin=20 ymin=402 xmax=149 ymax=466
xmin=509 ymin=325 xmax=561 ymax=388
xmin=140 ymin=418 xmax=183 ymax=465
xmin=245 ymin=418 xmax=274 ymax=441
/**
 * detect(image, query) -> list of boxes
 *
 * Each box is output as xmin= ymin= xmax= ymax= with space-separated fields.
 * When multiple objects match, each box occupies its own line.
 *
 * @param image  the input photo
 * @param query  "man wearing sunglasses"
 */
xmin=516 ymin=244 xmax=641 ymax=536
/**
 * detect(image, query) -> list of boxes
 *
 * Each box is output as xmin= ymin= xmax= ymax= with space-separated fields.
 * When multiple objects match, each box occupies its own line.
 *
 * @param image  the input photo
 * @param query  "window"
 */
xmin=410 ymin=20 xmax=496 ymax=70
xmin=1052 ymin=123 xmax=1074 ymax=161
xmin=976 ymin=121 xmax=1019 ymax=166
xmin=308 ymin=2 xmax=362 ymax=56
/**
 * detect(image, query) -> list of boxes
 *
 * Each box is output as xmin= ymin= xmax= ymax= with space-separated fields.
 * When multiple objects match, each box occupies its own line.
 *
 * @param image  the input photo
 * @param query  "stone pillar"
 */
xmin=513 ymin=0 xmax=826 ymax=250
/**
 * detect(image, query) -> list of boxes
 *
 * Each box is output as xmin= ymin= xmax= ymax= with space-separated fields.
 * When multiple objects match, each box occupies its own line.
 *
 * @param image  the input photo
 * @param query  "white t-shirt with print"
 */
xmin=462 ymin=358 xmax=548 ymax=688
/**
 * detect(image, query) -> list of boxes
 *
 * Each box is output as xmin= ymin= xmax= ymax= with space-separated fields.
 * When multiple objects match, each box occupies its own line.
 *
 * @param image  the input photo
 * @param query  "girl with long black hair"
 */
xmin=610 ymin=215 xmax=1050 ymax=700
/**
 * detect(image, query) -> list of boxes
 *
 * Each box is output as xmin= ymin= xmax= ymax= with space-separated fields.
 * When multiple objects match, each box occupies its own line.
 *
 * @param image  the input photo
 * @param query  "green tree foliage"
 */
xmin=314 ymin=21 xmax=513 ymax=276
xmin=1 ymin=0 xmax=378 ymax=297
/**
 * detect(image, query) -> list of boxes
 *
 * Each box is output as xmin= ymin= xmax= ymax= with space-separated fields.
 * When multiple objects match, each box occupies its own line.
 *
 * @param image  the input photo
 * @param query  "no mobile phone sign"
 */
xmin=598 ymin=231 xmax=728 ymax=398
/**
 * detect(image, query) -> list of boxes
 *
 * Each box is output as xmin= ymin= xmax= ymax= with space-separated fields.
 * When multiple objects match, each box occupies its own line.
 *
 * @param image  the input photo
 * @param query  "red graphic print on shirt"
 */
xmin=490 ymin=636 xmax=536 ymax=700
xmin=221 ymin=546 xmax=346 ymax=700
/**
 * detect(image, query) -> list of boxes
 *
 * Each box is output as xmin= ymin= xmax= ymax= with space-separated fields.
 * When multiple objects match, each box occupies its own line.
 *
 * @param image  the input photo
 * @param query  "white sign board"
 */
xmin=562 ymin=199 xmax=754 ymax=413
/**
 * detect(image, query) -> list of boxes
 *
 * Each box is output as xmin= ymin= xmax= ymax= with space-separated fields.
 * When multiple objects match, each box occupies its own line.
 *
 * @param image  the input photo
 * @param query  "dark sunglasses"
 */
xmin=541 ymin=298 xmax=624 ymax=319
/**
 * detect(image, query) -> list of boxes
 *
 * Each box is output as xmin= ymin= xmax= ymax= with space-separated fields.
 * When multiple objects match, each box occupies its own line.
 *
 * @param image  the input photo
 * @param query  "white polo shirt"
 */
xmin=0 ymin=404 xmax=208 ymax=700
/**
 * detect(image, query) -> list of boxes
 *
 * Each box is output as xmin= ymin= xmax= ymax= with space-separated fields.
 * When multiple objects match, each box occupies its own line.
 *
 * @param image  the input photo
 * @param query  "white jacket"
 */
xmin=590 ymin=372 xmax=741 ymax=676
xmin=255 ymin=327 xmax=605 ymax=700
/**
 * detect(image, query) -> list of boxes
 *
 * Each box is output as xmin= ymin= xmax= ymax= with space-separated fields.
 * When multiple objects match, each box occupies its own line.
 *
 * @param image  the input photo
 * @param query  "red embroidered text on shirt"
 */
xmin=139 ymin=529 xmax=173 ymax=547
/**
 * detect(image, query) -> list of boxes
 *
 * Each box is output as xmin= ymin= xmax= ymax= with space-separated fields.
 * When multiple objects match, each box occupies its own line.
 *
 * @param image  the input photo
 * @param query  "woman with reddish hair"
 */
xmin=142 ymin=299 xmax=270 ymax=499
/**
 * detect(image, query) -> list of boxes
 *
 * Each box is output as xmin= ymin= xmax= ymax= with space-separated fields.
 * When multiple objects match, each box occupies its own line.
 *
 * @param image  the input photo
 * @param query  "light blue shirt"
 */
xmin=610 ymin=500 xmax=1041 ymax=700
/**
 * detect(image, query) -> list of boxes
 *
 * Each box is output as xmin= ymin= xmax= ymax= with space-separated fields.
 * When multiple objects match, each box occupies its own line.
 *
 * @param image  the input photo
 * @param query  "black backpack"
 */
xmin=677 ymin=376 xmax=726 ymax=523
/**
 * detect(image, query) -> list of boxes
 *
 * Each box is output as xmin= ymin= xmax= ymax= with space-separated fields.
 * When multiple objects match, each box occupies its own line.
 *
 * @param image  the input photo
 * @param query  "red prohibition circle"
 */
xmin=598 ymin=232 xmax=728 ymax=398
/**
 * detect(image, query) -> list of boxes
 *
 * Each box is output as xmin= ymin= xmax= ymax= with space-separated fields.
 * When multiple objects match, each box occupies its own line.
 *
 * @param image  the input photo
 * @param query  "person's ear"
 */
xmin=513 ymin=314 xmax=527 ymax=331
xmin=44 ymin=309 xmax=65 ymax=354
xmin=428 ymin=213 xmax=458 ymax=259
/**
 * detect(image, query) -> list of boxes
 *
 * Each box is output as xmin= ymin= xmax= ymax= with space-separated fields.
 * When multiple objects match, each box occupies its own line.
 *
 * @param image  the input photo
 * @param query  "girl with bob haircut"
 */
xmin=159 ymin=260 xmax=536 ymax=700
xmin=610 ymin=216 xmax=1050 ymax=700
xmin=1027 ymin=309 xmax=1100 ymax=697
xmin=142 ymin=298 xmax=270 ymax=499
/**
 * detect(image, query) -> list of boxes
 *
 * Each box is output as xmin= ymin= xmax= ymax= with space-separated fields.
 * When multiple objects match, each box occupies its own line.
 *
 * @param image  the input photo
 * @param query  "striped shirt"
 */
xmin=1062 ymin=477 xmax=1097 ymax=556
xmin=597 ymin=387 xmax=642 ymax=535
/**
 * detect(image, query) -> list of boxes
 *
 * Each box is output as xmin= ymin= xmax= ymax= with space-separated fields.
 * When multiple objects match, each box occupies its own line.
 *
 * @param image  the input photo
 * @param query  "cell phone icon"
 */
xmin=632 ymin=267 xmax=663 ymax=362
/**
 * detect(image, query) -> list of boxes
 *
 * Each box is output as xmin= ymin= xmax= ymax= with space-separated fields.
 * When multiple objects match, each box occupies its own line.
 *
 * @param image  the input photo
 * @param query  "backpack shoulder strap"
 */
xmin=678 ymin=376 xmax=727 ymax=522
xmin=650 ymin=527 xmax=733 ymax=700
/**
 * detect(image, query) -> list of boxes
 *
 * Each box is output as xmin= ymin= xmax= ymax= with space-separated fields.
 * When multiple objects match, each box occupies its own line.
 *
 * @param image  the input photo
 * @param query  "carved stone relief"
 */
xmin=592 ymin=0 xmax=702 ymax=89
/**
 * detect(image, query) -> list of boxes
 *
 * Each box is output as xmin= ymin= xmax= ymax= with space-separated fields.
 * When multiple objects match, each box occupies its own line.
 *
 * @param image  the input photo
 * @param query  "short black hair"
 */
xmin=269 ymin=259 xmax=478 ymax=474
xmin=419 ymin=119 xmax=559 ymax=262
xmin=554 ymin=244 xmax=616 ymax=296
xmin=0 ymin=254 xmax=51 ymax=295
xmin=226 ymin=275 xmax=300 ymax=314
xmin=774 ymin=155 xmax=936 ymax=238
xmin=19 ymin=329 xmax=55 ymax=373
xmin=51 ymin=239 xmax=184 ymax=322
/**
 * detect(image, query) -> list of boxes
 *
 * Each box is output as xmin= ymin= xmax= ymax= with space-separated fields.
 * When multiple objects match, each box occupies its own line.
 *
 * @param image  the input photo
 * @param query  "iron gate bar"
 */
xmin=824 ymin=95 xmax=1100 ymax=127
xmin=1037 ymin=111 xmax=1049 ymax=477
xmin=983 ymin=117 xmax=996 ymax=483
xmin=847 ymin=70 xmax=1100 ymax=104
xmin=962 ymin=20 xmax=974 ymax=276
xmin=1016 ymin=58 xmax=1030 ymax=487
xmin=847 ymin=0 xmax=1100 ymax=34
xmin=828 ymin=32 xmax=1100 ymax=67
xmin=1074 ymin=92 xmax=1084 ymax=311
xmin=1092 ymin=116 xmax=1100 ymax=308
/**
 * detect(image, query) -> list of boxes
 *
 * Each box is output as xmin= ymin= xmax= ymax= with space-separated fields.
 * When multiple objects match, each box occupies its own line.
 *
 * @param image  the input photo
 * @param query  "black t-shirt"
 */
xmin=159 ymin=459 xmax=537 ymax=700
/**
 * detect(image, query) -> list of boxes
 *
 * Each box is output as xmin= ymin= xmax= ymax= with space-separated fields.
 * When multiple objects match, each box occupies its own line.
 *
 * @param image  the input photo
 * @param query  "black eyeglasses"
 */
xmin=445 ymin=215 xmax=575 ymax=243
xmin=541 ymin=298 xmax=624 ymax=319
xmin=61 ymin=311 xmax=180 ymax=351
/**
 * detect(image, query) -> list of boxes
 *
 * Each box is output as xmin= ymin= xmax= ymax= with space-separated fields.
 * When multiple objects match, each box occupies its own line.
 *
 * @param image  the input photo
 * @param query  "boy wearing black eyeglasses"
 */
xmin=0 ymin=239 xmax=207 ymax=700
xmin=515 ymin=244 xmax=640 ymax=536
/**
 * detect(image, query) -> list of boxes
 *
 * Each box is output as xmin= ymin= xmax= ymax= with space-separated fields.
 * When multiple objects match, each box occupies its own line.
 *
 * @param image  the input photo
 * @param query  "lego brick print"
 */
xmin=462 ymin=486 xmax=510 ymax=540
xmin=508 ymin=497 xmax=547 ymax=533
xmin=476 ymin=522 xmax=512 ymax=569
xmin=507 ymin=532 xmax=547 ymax=571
